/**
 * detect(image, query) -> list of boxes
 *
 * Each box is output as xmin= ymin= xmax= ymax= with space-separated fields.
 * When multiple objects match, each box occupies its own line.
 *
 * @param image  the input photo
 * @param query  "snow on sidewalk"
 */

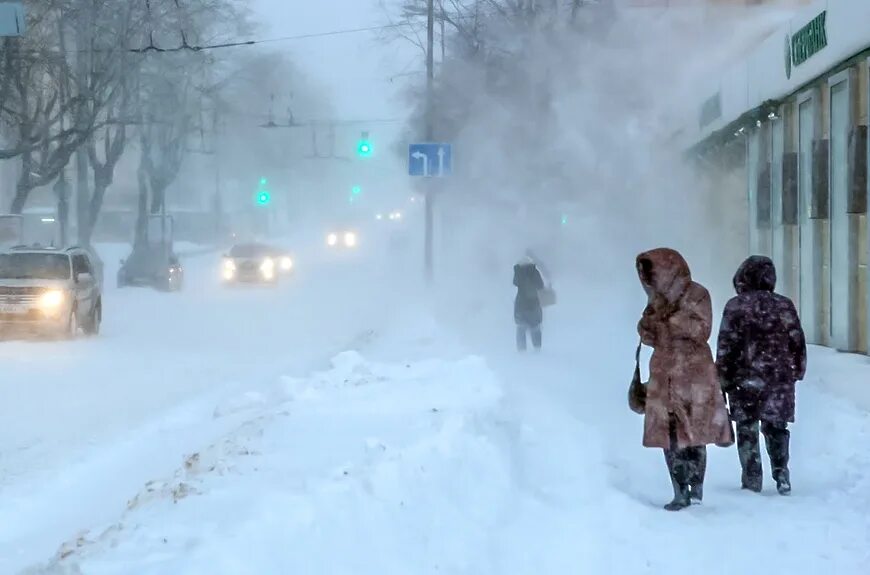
xmin=19 ymin=303 xmax=870 ymax=575
xmin=25 ymin=351 xmax=607 ymax=575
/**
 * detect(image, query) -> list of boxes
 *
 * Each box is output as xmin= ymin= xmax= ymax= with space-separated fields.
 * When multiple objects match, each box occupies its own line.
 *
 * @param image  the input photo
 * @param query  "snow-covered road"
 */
xmin=0 ymin=240 xmax=410 ymax=573
xmin=3 ymin=241 xmax=870 ymax=574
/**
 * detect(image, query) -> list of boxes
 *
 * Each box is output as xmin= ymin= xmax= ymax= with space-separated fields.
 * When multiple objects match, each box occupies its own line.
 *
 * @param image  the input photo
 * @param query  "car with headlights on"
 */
xmin=221 ymin=243 xmax=288 ymax=284
xmin=325 ymin=229 xmax=359 ymax=250
xmin=268 ymin=247 xmax=295 ymax=275
xmin=0 ymin=246 xmax=102 ymax=338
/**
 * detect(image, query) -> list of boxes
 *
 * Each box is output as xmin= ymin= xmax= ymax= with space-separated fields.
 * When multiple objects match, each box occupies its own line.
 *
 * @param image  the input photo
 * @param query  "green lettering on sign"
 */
xmin=791 ymin=11 xmax=827 ymax=68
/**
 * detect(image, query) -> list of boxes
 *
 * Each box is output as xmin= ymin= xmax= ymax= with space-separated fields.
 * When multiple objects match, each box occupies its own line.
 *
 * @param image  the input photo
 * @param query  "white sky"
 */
xmin=250 ymin=0 xmax=420 ymax=125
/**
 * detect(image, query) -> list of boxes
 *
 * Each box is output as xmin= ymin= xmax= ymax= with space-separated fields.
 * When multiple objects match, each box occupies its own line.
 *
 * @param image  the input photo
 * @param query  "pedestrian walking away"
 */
xmin=635 ymin=248 xmax=734 ymax=511
xmin=513 ymin=256 xmax=544 ymax=351
xmin=716 ymin=255 xmax=807 ymax=495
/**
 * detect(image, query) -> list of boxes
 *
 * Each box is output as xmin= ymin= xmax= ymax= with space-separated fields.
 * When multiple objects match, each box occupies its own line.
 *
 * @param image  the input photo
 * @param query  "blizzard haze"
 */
xmin=1 ymin=1 xmax=868 ymax=574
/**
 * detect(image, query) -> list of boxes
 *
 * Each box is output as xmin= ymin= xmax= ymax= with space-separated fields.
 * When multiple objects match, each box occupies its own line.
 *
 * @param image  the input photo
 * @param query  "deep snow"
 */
xmin=3 ymin=236 xmax=870 ymax=574
xmin=0 ymin=239 xmax=414 ymax=573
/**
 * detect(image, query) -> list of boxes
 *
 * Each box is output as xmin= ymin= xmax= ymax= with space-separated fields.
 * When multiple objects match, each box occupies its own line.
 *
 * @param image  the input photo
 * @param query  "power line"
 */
xmin=256 ymin=22 xmax=421 ymax=45
xmin=129 ymin=22 xmax=424 ymax=53
xmin=128 ymin=8 xmax=501 ymax=53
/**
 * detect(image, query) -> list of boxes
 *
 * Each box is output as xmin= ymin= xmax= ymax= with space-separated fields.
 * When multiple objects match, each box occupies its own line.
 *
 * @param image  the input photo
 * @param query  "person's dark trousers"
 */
xmin=762 ymin=421 xmax=791 ymax=494
xmin=516 ymin=324 xmax=542 ymax=351
xmin=737 ymin=420 xmax=763 ymax=491
xmin=663 ymin=417 xmax=707 ymax=510
xmin=736 ymin=419 xmax=791 ymax=494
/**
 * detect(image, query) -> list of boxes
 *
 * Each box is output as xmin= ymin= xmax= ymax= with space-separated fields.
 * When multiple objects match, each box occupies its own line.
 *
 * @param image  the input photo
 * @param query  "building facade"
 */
xmin=689 ymin=0 xmax=870 ymax=353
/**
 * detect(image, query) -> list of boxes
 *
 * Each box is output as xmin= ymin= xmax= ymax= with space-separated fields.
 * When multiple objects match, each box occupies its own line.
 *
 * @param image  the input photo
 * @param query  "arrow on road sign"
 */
xmin=411 ymin=151 xmax=429 ymax=177
xmin=409 ymin=143 xmax=452 ymax=177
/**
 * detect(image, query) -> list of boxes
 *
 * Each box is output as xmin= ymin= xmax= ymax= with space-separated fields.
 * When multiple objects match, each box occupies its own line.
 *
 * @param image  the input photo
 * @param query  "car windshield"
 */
xmin=0 ymin=253 xmax=71 ymax=280
xmin=230 ymin=244 xmax=270 ymax=258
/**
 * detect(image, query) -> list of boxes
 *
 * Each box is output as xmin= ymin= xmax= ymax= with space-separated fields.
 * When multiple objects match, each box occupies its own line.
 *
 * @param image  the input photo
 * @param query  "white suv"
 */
xmin=0 ymin=246 xmax=103 ymax=338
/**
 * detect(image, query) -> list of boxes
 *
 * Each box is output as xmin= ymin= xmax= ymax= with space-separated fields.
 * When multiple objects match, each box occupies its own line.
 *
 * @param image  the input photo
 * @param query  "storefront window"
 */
xmin=798 ymin=97 xmax=815 ymax=343
xmin=830 ymin=79 xmax=850 ymax=349
xmin=771 ymin=116 xmax=784 ymax=274
xmin=748 ymin=130 xmax=760 ymax=253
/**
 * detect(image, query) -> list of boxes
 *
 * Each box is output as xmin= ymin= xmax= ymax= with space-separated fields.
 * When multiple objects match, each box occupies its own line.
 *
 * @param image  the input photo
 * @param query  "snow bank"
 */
xmin=29 ymin=352 xmax=563 ymax=574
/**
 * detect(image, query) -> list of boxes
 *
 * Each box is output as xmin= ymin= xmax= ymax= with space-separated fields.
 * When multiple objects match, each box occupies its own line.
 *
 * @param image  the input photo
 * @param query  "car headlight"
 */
xmin=280 ymin=257 xmax=293 ymax=271
xmin=39 ymin=290 xmax=65 ymax=310
xmin=222 ymin=259 xmax=236 ymax=280
xmin=260 ymin=258 xmax=276 ymax=279
xmin=327 ymin=233 xmax=338 ymax=247
xmin=344 ymin=232 xmax=357 ymax=247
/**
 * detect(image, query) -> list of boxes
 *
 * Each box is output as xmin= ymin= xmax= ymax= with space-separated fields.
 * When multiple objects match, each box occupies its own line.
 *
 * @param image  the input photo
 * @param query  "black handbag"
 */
xmin=628 ymin=341 xmax=647 ymax=415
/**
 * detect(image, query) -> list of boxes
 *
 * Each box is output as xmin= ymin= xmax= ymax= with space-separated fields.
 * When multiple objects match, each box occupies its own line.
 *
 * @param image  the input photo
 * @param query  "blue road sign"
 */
xmin=408 ymin=143 xmax=452 ymax=177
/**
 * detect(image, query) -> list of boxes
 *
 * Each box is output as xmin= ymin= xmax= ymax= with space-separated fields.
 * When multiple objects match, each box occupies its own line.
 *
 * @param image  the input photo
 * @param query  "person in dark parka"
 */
xmin=514 ymin=257 xmax=544 ymax=351
xmin=716 ymin=256 xmax=807 ymax=495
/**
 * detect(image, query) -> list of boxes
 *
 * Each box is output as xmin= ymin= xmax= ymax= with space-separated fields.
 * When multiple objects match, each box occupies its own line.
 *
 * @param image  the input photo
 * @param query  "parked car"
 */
xmin=0 ymin=245 xmax=103 ymax=338
xmin=118 ymin=246 xmax=183 ymax=291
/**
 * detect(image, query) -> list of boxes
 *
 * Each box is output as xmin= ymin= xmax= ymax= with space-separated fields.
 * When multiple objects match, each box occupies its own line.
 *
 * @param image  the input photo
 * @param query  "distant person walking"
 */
xmin=513 ymin=256 xmax=545 ymax=351
xmin=716 ymin=256 xmax=806 ymax=495
xmin=635 ymin=248 xmax=733 ymax=510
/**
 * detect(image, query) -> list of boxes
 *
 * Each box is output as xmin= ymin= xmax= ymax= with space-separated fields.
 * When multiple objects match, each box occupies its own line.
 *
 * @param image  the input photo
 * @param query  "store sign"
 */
xmin=790 ymin=11 xmax=827 ymax=69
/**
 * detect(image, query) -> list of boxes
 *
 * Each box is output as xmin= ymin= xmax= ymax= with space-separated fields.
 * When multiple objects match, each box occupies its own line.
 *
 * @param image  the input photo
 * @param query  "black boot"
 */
xmin=763 ymin=422 xmax=791 ymax=495
xmin=737 ymin=420 xmax=763 ymax=492
xmin=774 ymin=469 xmax=791 ymax=495
xmin=665 ymin=479 xmax=691 ymax=511
xmin=664 ymin=448 xmax=692 ymax=511
xmin=689 ymin=447 xmax=706 ymax=504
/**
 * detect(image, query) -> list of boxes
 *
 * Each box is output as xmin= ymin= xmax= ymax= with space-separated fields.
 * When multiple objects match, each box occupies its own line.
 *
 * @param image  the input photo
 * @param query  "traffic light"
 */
xmin=349 ymin=185 xmax=362 ymax=204
xmin=357 ymin=131 xmax=372 ymax=157
xmin=255 ymin=177 xmax=271 ymax=206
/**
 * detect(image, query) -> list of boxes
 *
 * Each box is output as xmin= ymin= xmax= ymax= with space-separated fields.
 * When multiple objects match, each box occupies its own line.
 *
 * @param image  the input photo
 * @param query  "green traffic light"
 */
xmin=257 ymin=191 xmax=271 ymax=205
xmin=352 ymin=185 xmax=362 ymax=195
xmin=260 ymin=177 xmax=267 ymax=186
xmin=357 ymin=141 xmax=372 ymax=157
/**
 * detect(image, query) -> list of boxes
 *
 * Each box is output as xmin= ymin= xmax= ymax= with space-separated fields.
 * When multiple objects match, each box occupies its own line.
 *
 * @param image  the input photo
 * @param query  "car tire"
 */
xmin=83 ymin=301 xmax=101 ymax=336
xmin=66 ymin=307 xmax=79 ymax=339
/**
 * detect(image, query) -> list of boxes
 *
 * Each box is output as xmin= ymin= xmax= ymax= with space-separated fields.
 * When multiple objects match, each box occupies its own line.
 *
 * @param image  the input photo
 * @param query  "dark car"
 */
xmin=118 ymin=246 xmax=183 ymax=292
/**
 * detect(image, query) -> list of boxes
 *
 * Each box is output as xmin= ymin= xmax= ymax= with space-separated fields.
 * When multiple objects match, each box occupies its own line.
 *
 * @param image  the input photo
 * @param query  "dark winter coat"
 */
xmin=636 ymin=248 xmax=733 ymax=450
xmin=514 ymin=262 xmax=544 ymax=327
xmin=716 ymin=256 xmax=807 ymax=424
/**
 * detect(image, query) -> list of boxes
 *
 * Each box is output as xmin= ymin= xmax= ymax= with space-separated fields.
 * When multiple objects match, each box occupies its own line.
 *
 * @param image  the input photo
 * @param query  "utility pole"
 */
xmin=56 ymin=14 xmax=70 ymax=247
xmin=424 ymin=0 xmax=435 ymax=282
xmin=74 ymin=3 xmax=91 ymax=247
xmin=213 ymin=107 xmax=222 ymax=242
